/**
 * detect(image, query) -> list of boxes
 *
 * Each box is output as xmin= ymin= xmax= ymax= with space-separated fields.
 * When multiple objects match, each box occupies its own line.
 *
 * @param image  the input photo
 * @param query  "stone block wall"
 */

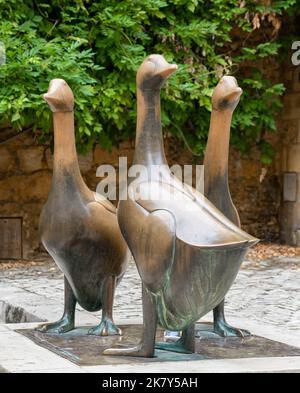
xmin=280 ymin=64 xmax=300 ymax=245
xmin=0 ymin=134 xmax=51 ymax=258
xmin=0 ymin=128 xmax=282 ymax=259
xmin=0 ymin=133 xmax=136 ymax=259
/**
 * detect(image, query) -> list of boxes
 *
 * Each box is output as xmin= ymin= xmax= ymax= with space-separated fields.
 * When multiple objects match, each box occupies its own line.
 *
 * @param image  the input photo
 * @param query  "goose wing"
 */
xmin=93 ymin=192 xmax=117 ymax=214
xmin=131 ymin=180 xmax=258 ymax=248
xmin=118 ymin=197 xmax=176 ymax=294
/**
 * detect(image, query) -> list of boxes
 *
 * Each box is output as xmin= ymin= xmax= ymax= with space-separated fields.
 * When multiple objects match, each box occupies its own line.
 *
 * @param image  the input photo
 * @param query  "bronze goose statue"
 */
xmin=203 ymin=75 xmax=253 ymax=337
xmin=36 ymin=79 xmax=129 ymax=336
xmin=104 ymin=55 xmax=258 ymax=358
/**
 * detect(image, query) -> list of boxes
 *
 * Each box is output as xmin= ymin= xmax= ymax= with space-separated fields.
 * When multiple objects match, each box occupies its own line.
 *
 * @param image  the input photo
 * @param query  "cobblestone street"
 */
xmin=1 ymin=253 xmax=299 ymax=336
xmin=1 ymin=248 xmax=300 ymax=373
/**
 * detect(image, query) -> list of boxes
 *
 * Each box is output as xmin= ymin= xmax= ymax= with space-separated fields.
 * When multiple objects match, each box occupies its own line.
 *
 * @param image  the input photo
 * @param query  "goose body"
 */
xmin=119 ymin=177 xmax=255 ymax=332
xmin=104 ymin=55 xmax=258 ymax=357
xmin=37 ymin=79 xmax=129 ymax=335
xmin=203 ymin=76 xmax=256 ymax=337
xmin=40 ymin=177 xmax=125 ymax=312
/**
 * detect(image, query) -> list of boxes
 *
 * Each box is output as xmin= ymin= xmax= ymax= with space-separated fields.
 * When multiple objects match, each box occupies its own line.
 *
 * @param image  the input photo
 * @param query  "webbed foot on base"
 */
xmin=35 ymin=317 xmax=74 ymax=334
xmin=88 ymin=318 xmax=122 ymax=336
xmin=155 ymin=340 xmax=193 ymax=354
xmin=158 ymin=323 xmax=194 ymax=354
xmin=214 ymin=320 xmax=251 ymax=338
xmin=103 ymin=344 xmax=155 ymax=358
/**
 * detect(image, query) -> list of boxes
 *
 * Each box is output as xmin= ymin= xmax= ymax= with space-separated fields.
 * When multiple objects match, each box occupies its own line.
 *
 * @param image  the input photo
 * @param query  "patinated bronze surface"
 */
xmin=36 ymin=79 xmax=129 ymax=336
xmin=203 ymin=76 xmax=253 ymax=337
xmin=18 ymin=325 xmax=300 ymax=366
xmin=103 ymin=55 xmax=258 ymax=358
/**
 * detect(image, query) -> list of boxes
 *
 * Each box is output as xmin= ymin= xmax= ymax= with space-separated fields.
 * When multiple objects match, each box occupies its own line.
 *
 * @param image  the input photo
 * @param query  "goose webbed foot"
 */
xmin=103 ymin=343 xmax=155 ymax=358
xmin=88 ymin=276 xmax=122 ymax=336
xmin=156 ymin=324 xmax=195 ymax=354
xmin=155 ymin=340 xmax=193 ymax=354
xmin=36 ymin=276 xmax=76 ymax=334
xmin=213 ymin=299 xmax=251 ymax=338
xmin=103 ymin=284 xmax=157 ymax=357
xmin=35 ymin=315 xmax=74 ymax=334
xmin=88 ymin=318 xmax=122 ymax=336
xmin=214 ymin=319 xmax=251 ymax=338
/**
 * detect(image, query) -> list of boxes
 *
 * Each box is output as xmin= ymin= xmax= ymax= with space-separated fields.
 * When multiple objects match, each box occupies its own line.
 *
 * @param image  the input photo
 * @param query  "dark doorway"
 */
xmin=0 ymin=218 xmax=22 ymax=259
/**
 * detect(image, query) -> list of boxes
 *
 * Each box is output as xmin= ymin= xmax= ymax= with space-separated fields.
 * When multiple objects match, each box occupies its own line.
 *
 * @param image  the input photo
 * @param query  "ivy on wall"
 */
xmin=0 ymin=0 xmax=298 ymax=161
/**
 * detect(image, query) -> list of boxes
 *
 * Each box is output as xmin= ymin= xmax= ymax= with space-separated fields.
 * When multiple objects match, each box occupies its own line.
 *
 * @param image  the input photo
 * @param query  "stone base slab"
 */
xmin=1 ymin=322 xmax=300 ymax=373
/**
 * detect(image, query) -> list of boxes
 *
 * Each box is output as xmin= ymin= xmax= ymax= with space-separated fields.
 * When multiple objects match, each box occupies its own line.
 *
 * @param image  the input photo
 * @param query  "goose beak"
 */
xmin=225 ymin=87 xmax=243 ymax=101
xmin=43 ymin=92 xmax=52 ymax=103
xmin=155 ymin=63 xmax=178 ymax=78
xmin=43 ymin=79 xmax=60 ymax=105
xmin=43 ymin=92 xmax=55 ymax=104
xmin=234 ymin=87 xmax=243 ymax=96
xmin=43 ymin=78 xmax=74 ymax=112
xmin=43 ymin=78 xmax=66 ymax=102
xmin=43 ymin=92 xmax=60 ymax=108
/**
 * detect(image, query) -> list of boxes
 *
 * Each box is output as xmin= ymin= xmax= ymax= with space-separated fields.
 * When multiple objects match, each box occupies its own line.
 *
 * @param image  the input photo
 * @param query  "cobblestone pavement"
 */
xmin=0 ymin=255 xmax=300 ymax=333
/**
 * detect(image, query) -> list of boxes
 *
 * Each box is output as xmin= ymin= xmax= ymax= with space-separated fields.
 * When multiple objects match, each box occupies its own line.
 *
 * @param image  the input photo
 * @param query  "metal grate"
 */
xmin=0 ymin=218 xmax=22 ymax=259
xmin=283 ymin=172 xmax=298 ymax=202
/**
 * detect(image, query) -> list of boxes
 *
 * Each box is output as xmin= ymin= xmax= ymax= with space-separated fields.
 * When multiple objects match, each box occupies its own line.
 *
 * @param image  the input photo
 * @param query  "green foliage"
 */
xmin=0 ymin=0 xmax=298 ymax=158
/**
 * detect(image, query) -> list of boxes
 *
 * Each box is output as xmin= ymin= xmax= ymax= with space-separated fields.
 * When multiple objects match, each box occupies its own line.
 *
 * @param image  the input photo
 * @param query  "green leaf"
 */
xmin=0 ymin=0 xmax=295 ymax=161
xmin=11 ymin=112 xmax=21 ymax=122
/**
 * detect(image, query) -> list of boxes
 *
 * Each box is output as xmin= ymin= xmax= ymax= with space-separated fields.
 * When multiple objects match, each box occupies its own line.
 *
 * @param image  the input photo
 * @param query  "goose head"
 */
xmin=137 ymin=54 xmax=177 ymax=90
xmin=212 ymin=76 xmax=242 ymax=112
xmin=43 ymin=79 xmax=74 ymax=112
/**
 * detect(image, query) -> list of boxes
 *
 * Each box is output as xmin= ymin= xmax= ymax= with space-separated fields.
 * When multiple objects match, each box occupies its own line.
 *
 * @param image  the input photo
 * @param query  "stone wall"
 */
xmin=0 ymin=134 xmax=52 ymax=258
xmin=0 ymin=133 xmax=135 ymax=259
xmin=280 ymin=64 xmax=300 ymax=245
xmin=0 ymin=127 xmax=282 ymax=260
xmin=229 ymin=147 xmax=281 ymax=241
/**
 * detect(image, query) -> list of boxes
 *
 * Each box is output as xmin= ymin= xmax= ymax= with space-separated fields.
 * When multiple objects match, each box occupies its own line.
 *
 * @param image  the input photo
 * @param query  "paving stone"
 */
xmin=0 ymin=329 xmax=83 ymax=373
xmin=1 ymin=256 xmax=300 ymax=376
xmin=0 ymin=256 xmax=299 ymax=333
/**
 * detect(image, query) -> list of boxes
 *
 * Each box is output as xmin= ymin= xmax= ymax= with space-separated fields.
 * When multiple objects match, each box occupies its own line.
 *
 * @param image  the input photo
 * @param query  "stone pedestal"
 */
xmin=1 ymin=321 xmax=300 ymax=373
xmin=16 ymin=323 xmax=300 ymax=366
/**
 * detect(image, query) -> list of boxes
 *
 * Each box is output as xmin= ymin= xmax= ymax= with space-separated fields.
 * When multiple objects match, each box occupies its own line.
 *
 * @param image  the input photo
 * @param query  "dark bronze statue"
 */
xmin=167 ymin=75 xmax=251 ymax=341
xmin=36 ymin=79 xmax=129 ymax=336
xmin=103 ymin=55 xmax=258 ymax=358
xmin=203 ymin=75 xmax=252 ymax=337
